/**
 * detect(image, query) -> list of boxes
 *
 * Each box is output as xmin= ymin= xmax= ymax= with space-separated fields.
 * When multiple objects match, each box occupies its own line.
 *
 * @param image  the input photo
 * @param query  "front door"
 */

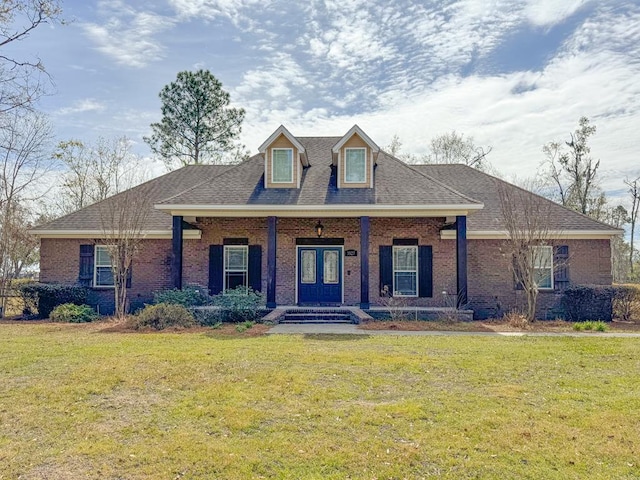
xmin=298 ymin=247 xmax=342 ymax=304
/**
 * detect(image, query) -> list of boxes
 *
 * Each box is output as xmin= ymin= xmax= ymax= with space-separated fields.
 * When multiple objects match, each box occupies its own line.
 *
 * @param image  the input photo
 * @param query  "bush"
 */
xmin=50 ymin=303 xmax=98 ymax=323
xmin=129 ymin=303 xmax=196 ymax=330
xmin=212 ymin=286 xmax=265 ymax=323
xmin=18 ymin=283 xmax=89 ymax=319
xmin=573 ymin=320 xmax=608 ymax=332
xmin=235 ymin=320 xmax=255 ymax=333
xmin=190 ymin=307 xmax=222 ymax=326
xmin=612 ymin=285 xmax=640 ymax=322
xmin=562 ymin=285 xmax=615 ymax=322
xmin=153 ymin=285 xmax=212 ymax=307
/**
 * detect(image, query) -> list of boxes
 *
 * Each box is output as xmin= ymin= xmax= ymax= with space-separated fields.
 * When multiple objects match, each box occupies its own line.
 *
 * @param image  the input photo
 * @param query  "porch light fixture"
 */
xmin=315 ymin=220 xmax=324 ymax=238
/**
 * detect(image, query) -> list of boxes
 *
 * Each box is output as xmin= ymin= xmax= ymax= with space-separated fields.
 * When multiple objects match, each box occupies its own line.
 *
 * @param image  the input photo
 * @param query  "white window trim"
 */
xmin=532 ymin=245 xmax=554 ymax=290
xmin=344 ymin=147 xmax=367 ymax=184
xmin=94 ymin=245 xmax=114 ymax=288
xmin=271 ymin=148 xmax=294 ymax=184
xmin=224 ymin=245 xmax=249 ymax=291
xmin=393 ymin=245 xmax=418 ymax=297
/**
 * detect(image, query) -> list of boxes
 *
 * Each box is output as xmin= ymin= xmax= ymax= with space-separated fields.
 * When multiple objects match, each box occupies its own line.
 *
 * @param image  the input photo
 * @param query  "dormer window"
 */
xmin=345 ymin=148 xmax=366 ymax=183
xmin=271 ymin=148 xmax=293 ymax=183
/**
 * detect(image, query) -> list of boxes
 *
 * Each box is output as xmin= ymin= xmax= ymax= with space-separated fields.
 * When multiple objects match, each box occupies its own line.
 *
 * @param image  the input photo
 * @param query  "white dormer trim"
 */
xmin=259 ymin=125 xmax=306 ymax=157
xmin=332 ymin=125 xmax=380 ymax=154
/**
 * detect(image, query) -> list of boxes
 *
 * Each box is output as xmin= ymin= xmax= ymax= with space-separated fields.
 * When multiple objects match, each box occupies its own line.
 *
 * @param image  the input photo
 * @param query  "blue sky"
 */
xmin=8 ymin=0 xmax=640 ymax=202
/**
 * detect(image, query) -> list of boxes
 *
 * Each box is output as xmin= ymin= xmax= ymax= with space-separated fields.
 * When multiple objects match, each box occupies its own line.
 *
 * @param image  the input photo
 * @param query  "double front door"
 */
xmin=298 ymin=247 xmax=342 ymax=304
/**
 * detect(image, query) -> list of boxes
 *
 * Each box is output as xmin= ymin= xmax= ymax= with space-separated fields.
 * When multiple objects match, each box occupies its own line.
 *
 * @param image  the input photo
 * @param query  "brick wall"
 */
xmin=39 ymin=238 xmax=173 ymax=314
xmin=464 ymin=238 xmax=613 ymax=319
xmin=39 ymin=220 xmax=613 ymax=319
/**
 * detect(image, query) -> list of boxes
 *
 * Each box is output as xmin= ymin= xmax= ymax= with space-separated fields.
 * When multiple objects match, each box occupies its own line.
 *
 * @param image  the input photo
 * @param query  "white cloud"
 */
xmin=524 ymin=0 xmax=592 ymax=27
xmin=82 ymin=1 xmax=175 ymax=68
xmin=56 ymin=98 xmax=106 ymax=115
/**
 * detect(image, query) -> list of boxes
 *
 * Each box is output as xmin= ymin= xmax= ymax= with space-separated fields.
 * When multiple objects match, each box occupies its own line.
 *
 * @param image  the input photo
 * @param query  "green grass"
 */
xmin=1 ymin=323 xmax=639 ymax=479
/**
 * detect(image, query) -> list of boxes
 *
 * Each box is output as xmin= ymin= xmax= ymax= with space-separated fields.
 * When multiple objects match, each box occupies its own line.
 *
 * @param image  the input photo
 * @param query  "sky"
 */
xmin=7 ymin=0 xmax=640 ymax=205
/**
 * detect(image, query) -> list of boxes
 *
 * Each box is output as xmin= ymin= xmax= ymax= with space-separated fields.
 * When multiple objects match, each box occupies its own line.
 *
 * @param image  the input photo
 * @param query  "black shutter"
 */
xmin=126 ymin=265 xmax=132 ymax=288
xmin=418 ymin=245 xmax=433 ymax=298
xmin=554 ymin=245 xmax=570 ymax=291
xmin=248 ymin=245 xmax=262 ymax=292
xmin=79 ymin=245 xmax=94 ymax=287
xmin=208 ymin=245 xmax=224 ymax=295
xmin=379 ymin=246 xmax=392 ymax=297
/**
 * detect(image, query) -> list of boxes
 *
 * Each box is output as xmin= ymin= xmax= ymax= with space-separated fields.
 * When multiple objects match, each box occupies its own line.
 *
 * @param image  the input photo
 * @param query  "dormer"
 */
xmin=259 ymin=125 xmax=308 ymax=189
xmin=332 ymin=125 xmax=380 ymax=189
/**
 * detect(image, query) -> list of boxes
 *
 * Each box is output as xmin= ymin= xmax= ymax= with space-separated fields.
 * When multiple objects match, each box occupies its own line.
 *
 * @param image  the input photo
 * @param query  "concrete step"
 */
xmin=280 ymin=310 xmax=355 ymax=324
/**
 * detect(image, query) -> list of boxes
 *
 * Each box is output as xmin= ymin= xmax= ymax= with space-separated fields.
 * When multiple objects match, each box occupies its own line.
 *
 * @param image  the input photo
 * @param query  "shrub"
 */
xmin=235 ymin=320 xmax=255 ymax=333
xmin=50 ymin=303 xmax=98 ymax=323
xmin=212 ymin=286 xmax=265 ymax=323
xmin=573 ymin=320 xmax=608 ymax=332
xmin=153 ymin=285 xmax=212 ymax=307
xmin=503 ymin=310 xmax=529 ymax=330
xmin=129 ymin=303 xmax=196 ymax=330
xmin=562 ymin=285 xmax=614 ymax=322
xmin=612 ymin=285 xmax=640 ymax=322
xmin=18 ymin=283 xmax=89 ymax=319
xmin=190 ymin=307 xmax=222 ymax=326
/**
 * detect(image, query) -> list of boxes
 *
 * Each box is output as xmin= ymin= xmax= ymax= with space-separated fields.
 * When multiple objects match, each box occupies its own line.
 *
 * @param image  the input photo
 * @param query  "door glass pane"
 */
xmin=324 ymin=250 xmax=339 ymax=284
xmin=301 ymin=250 xmax=316 ymax=284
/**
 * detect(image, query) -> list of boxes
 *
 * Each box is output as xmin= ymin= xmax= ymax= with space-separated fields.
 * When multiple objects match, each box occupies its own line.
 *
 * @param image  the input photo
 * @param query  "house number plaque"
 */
xmin=345 ymin=249 xmax=357 ymax=257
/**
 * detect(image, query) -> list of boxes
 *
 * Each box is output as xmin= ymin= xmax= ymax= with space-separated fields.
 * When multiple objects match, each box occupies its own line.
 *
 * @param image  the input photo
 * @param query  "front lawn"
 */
xmin=1 ymin=322 xmax=638 ymax=479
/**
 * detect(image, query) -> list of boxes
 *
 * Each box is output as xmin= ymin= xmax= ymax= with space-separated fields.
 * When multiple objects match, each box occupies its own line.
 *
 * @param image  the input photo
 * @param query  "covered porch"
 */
xmin=168 ymin=213 xmax=470 ymax=310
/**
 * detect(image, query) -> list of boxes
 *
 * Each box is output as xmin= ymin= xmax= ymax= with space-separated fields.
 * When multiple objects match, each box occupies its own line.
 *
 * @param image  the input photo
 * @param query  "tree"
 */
xmin=0 ymin=109 xmax=53 ymax=315
xmin=0 ymin=0 xmax=62 ymax=113
xmin=54 ymin=136 xmax=142 ymax=214
xmin=98 ymin=182 xmax=152 ymax=320
xmin=544 ymin=117 xmax=601 ymax=217
xmin=497 ymin=180 xmax=556 ymax=322
xmin=427 ymin=131 xmax=492 ymax=170
xmin=384 ymin=131 xmax=492 ymax=170
xmin=625 ymin=176 xmax=640 ymax=275
xmin=144 ymin=69 xmax=246 ymax=169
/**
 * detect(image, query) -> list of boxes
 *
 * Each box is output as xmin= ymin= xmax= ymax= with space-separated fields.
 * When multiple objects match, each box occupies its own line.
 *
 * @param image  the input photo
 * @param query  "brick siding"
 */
xmin=39 ymin=219 xmax=612 ymax=319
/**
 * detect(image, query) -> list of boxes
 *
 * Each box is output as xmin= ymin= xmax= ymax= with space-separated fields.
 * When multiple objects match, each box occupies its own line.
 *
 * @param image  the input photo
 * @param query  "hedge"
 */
xmin=18 ymin=283 xmax=89 ymax=319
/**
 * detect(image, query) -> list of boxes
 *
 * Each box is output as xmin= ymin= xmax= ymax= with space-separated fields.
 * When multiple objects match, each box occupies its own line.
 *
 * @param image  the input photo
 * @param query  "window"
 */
xmin=393 ymin=246 xmax=418 ymax=296
xmin=344 ymin=148 xmax=366 ymax=183
xmin=272 ymin=148 xmax=293 ymax=183
xmin=94 ymin=245 xmax=114 ymax=287
xmin=224 ymin=245 xmax=248 ymax=290
xmin=533 ymin=245 xmax=553 ymax=290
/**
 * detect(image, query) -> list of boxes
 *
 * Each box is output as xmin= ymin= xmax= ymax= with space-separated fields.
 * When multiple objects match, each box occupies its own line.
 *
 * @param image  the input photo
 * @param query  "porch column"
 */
xmin=171 ymin=215 xmax=183 ymax=289
xmin=456 ymin=215 xmax=468 ymax=308
xmin=360 ymin=216 xmax=370 ymax=309
xmin=267 ymin=216 xmax=277 ymax=308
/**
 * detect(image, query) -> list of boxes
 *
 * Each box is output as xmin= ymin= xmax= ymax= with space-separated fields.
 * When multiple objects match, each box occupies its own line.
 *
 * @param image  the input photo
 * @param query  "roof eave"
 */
xmin=30 ymin=229 xmax=202 ymax=240
xmin=440 ymin=229 xmax=624 ymax=240
xmin=154 ymin=203 xmax=484 ymax=218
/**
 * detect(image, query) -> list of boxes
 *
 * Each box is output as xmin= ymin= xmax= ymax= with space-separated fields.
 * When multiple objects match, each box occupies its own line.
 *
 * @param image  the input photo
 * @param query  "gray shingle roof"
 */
xmin=32 ymin=137 xmax=619 ymax=235
xmin=159 ymin=137 xmax=481 ymax=207
xmin=415 ymin=164 xmax=618 ymax=232
xmin=33 ymin=165 xmax=232 ymax=232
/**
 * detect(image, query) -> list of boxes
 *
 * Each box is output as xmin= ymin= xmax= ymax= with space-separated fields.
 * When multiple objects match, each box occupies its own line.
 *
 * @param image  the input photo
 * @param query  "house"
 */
xmin=32 ymin=125 xmax=622 ymax=319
